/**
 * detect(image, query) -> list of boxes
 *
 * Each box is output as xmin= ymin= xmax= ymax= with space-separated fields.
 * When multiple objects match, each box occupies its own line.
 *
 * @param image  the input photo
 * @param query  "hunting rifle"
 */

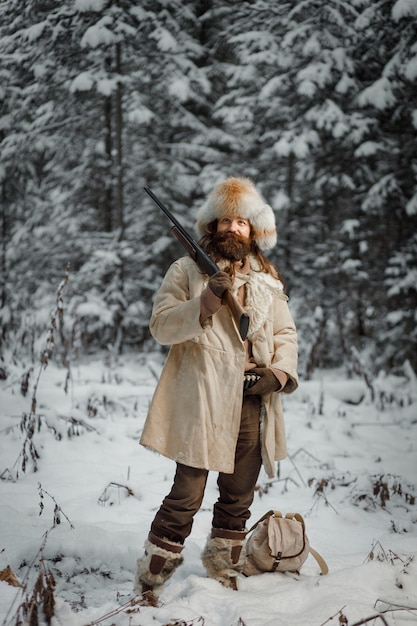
xmin=144 ymin=185 xmax=250 ymax=341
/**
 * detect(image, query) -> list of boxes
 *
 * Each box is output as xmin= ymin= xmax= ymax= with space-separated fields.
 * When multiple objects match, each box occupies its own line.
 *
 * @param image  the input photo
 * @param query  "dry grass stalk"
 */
xmin=2 ymin=484 xmax=74 ymax=626
xmin=10 ymin=266 xmax=70 ymax=479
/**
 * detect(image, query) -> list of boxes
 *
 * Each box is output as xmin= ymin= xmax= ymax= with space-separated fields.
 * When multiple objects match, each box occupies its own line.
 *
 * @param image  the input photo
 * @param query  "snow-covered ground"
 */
xmin=0 ymin=351 xmax=416 ymax=626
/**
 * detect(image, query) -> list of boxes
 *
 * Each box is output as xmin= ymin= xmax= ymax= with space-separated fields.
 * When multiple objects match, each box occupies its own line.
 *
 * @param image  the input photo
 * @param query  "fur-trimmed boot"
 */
xmin=134 ymin=532 xmax=184 ymax=600
xmin=201 ymin=528 xmax=247 ymax=590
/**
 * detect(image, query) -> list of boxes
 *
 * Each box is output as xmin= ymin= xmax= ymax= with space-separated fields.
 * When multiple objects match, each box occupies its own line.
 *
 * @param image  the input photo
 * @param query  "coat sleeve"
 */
xmin=270 ymin=291 xmax=299 ymax=394
xmin=150 ymin=259 xmax=208 ymax=345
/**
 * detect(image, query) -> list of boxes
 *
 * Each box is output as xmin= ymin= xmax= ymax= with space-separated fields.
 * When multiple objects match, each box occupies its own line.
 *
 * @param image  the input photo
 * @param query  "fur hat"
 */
xmin=195 ymin=177 xmax=277 ymax=250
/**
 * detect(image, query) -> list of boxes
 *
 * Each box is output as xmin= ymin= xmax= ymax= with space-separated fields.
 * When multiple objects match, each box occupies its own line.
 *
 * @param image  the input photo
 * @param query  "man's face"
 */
xmin=213 ymin=216 xmax=252 ymax=261
xmin=216 ymin=216 xmax=251 ymax=239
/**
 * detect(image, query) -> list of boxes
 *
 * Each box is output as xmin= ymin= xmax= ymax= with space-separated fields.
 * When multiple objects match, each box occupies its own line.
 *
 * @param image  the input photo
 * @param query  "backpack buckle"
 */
xmin=272 ymin=552 xmax=282 ymax=571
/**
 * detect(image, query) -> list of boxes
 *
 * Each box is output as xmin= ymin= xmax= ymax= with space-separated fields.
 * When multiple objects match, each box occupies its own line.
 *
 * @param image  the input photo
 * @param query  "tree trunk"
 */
xmin=103 ymin=93 xmax=113 ymax=232
xmin=113 ymin=42 xmax=125 ymax=354
xmin=0 ymin=184 xmax=6 ymax=341
xmin=281 ymin=152 xmax=294 ymax=281
xmin=114 ymin=42 xmax=124 ymax=238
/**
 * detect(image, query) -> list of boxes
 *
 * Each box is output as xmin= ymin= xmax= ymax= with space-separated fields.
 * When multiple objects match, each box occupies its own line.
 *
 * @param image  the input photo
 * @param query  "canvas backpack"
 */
xmin=243 ymin=510 xmax=328 ymax=577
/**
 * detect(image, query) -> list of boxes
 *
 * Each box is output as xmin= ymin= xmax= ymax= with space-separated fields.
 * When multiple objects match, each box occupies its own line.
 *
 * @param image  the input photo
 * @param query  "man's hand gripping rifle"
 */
xmin=144 ymin=186 xmax=250 ymax=341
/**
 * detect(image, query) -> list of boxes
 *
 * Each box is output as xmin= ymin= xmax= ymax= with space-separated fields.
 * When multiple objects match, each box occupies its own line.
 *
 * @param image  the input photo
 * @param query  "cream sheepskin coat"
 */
xmin=140 ymin=255 xmax=298 ymax=478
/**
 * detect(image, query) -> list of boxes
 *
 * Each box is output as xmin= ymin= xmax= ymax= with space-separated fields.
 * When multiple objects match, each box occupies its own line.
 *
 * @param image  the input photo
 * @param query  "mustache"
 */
xmin=213 ymin=232 xmax=250 ymax=246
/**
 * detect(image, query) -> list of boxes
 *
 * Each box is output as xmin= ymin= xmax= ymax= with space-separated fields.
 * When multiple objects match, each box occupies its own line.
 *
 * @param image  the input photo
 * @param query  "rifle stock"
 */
xmin=145 ymin=186 xmax=250 ymax=340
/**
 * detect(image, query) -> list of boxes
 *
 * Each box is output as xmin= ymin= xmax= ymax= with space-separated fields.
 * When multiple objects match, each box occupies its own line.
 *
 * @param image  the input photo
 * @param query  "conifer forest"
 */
xmin=1 ymin=0 xmax=416 ymax=377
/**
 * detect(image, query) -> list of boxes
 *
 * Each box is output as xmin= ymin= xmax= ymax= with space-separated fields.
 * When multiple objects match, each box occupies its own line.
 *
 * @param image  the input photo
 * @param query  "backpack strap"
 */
xmin=309 ymin=546 xmax=329 ymax=575
xmin=247 ymin=510 xmax=282 ymax=533
xmin=285 ymin=513 xmax=328 ymax=575
xmin=285 ymin=512 xmax=305 ymax=529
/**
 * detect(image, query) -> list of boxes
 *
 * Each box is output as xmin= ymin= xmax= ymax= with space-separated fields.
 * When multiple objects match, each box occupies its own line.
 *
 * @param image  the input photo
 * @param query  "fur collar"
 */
xmin=232 ymin=256 xmax=283 ymax=339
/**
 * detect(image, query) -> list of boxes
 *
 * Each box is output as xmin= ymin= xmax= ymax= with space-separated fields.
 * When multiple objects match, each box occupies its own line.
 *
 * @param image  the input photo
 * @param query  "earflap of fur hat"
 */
xmin=195 ymin=177 xmax=277 ymax=251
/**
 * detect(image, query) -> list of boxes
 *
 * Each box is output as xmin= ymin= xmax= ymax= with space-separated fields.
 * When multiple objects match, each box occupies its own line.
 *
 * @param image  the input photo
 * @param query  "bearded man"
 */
xmin=135 ymin=176 xmax=298 ymax=598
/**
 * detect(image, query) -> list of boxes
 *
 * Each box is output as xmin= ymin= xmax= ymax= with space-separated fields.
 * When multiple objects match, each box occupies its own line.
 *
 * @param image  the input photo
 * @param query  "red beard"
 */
xmin=212 ymin=232 xmax=252 ymax=262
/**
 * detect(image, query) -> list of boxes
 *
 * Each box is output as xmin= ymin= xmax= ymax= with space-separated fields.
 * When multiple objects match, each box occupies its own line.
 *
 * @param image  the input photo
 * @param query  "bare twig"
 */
xmin=374 ymin=598 xmax=417 ymax=616
xmin=85 ymin=596 xmax=207 ymax=625
xmin=98 ymin=482 xmax=136 ymax=506
xmin=309 ymin=492 xmax=340 ymax=515
xmin=85 ymin=595 xmax=144 ymax=624
xmin=350 ymin=615 xmax=389 ymax=626
xmin=255 ymin=476 xmax=300 ymax=497
xmin=287 ymin=452 xmax=308 ymax=487
xmin=38 ymin=483 xmax=75 ymax=529
xmin=291 ymin=447 xmax=321 ymax=464
xmin=351 ymin=346 xmax=375 ymax=403
xmin=319 ymin=605 xmax=347 ymax=626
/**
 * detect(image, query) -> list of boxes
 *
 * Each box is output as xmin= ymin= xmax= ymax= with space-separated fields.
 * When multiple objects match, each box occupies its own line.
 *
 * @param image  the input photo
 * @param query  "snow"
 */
xmin=341 ymin=258 xmax=362 ymax=272
xmin=307 ymin=101 xmax=349 ymax=138
xmin=302 ymin=34 xmax=321 ymax=57
xmin=96 ymin=78 xmax=120 ymax=97
xmin=128 ymin=107 xmax=154 ymax=126
xmin=404 ymin=55 xmax=417 ymax=81
xmin=335 ymin=73 xmax=356 ymax=94
xmin=23 ymin=22 xmax=48 ymax=43
xmin=392 ymin=0 xmax=417 ymax=20
xmin=406 ymin=193 xmax=417 ymax=216
xmin=168 ymin=77 xmax=191 ymax=103
xmin=386 ymin=310 xmax=405 ymax=326
xmin=358 ymin=78 xmax=397 ymax=111
xmin=297 ymin=79 xmax=317 ymax=98
xmin=80 ymin=18 xmax=120 ymax=49
xmin=74 ymin=0 xmax=107 ymax=12
xmin=273 ymin=130 xmax=319 ymax=159
xmin=359 ymin=240 xmax=368 ymax=254
xmin=387 ymin=268 xmax=417 ymax=297
xmin=76 ymin=300 xmax=114 ymax=325
xmin=274 ymin=136 xmax=310 ymax=159
xmin=341 ymin=219 xmax=360 ymax=238
xmin=0 ymin=353 xmax=416 ymax=626
xmin=151 ymin=236 xmax=172 ymax=256
xmin=259 ymin=76 xmax=285 ymax=99
xmin=272 ymin=190 xmax=290 ymax=212
xmin=354 ymin=141 xmax=384 ymax=158
xmin=150 ymin=27 xmax=178 ymax=53
xmin=70 ymin=72 xmax=95 ymax=93
xmin=297 ymin=63 xmax=333 ymax=91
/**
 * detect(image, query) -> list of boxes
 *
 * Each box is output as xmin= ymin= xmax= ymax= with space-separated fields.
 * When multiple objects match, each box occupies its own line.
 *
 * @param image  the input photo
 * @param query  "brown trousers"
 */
xmin=150 ymin=395 xmax=262 ymax=544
